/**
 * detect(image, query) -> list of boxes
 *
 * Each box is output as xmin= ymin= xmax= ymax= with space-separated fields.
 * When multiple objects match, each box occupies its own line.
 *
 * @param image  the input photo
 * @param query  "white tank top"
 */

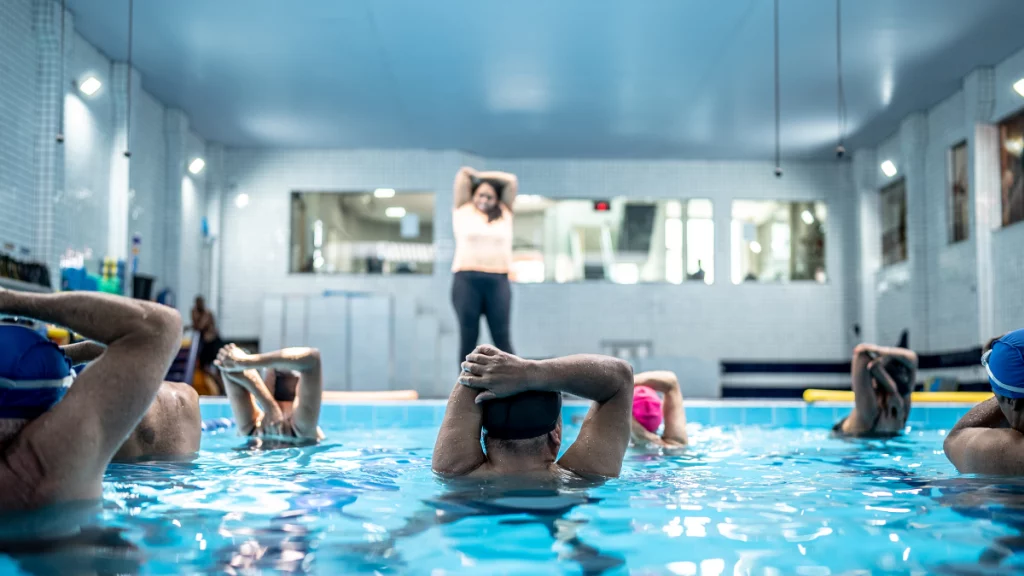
xmin=451 ymin=203 xmax=513 ymax=274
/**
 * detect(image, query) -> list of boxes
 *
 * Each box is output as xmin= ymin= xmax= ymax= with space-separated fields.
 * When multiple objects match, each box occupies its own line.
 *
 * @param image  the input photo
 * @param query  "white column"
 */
xmin=964 ymin=68 xmax=997 ymax=344
xmin=163 ymin=109 xmax=188 ymax=312
xmin=853 ymin=148 xmax=879 ymax=345
xmin=899 ymin=113 xmax=929 ymax=350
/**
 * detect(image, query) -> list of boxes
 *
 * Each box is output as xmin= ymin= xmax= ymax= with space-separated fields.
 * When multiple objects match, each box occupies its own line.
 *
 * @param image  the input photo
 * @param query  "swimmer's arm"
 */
xmin=454 ymin=167 xmax=476 ymax=209
xmin=61 ymin=340 xmax=106 ymax=364
xmin=636 ymin=372 xmax=688 ymax=445
xmin=535 ymin=355 xmax=633 ymax=478
xmin=848 ymin=344 xmax=881 ymax=430
xmin=630 ymin=420 xmax=665 ymax=447
xmin=477 ymin=171 xmax=518 ymax=209
xmin=944 ymin=398 xmax=1009 ymax=472
xmin=0 ymin=291 xmax=181 ymax=500
xmin=433 ymin=382 xmax=487 ymax=477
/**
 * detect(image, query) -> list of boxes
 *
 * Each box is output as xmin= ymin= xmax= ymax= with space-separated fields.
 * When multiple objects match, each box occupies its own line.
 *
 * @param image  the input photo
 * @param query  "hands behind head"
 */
xmin=215 ymin=343 xmax=253 ymax=372
xmin=458 ymin=345 xmax=535 ymax=403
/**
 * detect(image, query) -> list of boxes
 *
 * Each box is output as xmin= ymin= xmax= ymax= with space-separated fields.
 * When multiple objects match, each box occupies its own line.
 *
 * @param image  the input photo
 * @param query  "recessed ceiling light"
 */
xmin=79 ymin=76 xmax=101 ymax=96
xmin=801 ymin=210 xmax=814 ymax=225
xmin=374 ymin=188 xmax=396 ymax=198
xmin=1014 ymin=78 xmax=1024 ymax=98
xmin=881 ymin=160 xmax=897 ymax=178
xmin=188 ymin=158 xmax=206 ymax=174
xmin=385 ymin=207 xmax=406 ymax=218
xmin=235 ymin=193 xmax=249 ymax=208
xmin=749 ymin=241 xmax=762 ymax=254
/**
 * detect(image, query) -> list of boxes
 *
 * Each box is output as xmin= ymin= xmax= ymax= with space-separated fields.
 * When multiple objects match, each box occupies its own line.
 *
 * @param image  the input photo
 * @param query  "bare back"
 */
xmin=113 ymin=382 xmax=201 ymax=462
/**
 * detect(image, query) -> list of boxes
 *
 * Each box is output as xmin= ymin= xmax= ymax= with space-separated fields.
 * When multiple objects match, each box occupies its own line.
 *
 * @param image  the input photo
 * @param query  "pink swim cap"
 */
xmin=632 ymin=386 xmax=663 ymax=433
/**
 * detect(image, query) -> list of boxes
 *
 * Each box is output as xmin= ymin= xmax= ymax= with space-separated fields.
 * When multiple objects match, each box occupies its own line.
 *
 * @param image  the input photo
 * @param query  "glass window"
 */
xmin=731 ymin=200 xmax=827 ymax=284
xmin=999 ymin=110 xmax=1024 ymax=227
xmin=880 ymin=180 xmax=907 ymax=267
xmin=289 ymin=191 xmax=435 ymax=275
xmin=949 ymin=141 xmax=969 ymax=244
xmin=510 ymin=197 xmax=713 ymax=284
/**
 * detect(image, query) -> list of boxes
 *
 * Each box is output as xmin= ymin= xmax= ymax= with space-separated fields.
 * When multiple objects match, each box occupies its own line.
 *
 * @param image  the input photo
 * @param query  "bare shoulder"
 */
xmin=946 ymin=426 xmax=1024 ymax=474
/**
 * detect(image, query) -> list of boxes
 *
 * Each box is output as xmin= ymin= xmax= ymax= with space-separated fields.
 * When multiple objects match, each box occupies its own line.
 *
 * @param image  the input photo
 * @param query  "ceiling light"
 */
xmin=1007 ymin=139 xmax=1024 ymax=156
xmin=78 ymin=76 xmax=101 ymax=96
xmin=385 ymin=207 xmax=406 ymax=218
xmin=374 ymin=188 xmax=396 ymax=199
xmin=188 ymin=158 xmax=206 ymax=174
xmin=801 ymin=210 xmax=814 ymax=225
xmin=1015 ymin=78 xmax=1024 ymax=98
xmin=749 ymin=241 xmax=762 ymax=254
xmin=881 ymin=160 xmax=897 ymax=178
xmin=235 ymin=193 xmax=249 ymax=208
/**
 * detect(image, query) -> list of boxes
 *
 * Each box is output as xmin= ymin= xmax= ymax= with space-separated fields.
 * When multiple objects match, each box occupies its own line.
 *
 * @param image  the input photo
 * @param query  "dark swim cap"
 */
xmin=481 ymin=390 xmax=562 ymax=440
xmin=0 ymin=325 xmax=74 ymax=419
xmin=882 ymin=357 xmax=914 ymax=396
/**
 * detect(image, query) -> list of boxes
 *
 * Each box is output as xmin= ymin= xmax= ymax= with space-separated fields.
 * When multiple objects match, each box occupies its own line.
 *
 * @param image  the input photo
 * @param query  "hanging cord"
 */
xmin=835 ymin=0 xmax=847 ymax=158
xmin=56 ymin=0 xmax=65 ymax=144
xmin=773 ymin=0 xmax=782 ymax=177
xmin=124 ymin=0 xmax=134 ymax=158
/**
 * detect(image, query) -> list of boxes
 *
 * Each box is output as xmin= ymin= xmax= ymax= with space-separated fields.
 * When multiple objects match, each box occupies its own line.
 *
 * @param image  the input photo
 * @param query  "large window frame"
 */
xmin=948 ymin=140 xmax=970 ymax=244
xmin=880 ymin=179 xmax=908 ymax=267
xmin=999 ymin=110 xmax=1024 ymax=228
xmin=729 ymin=200 xmax=828 ymax=284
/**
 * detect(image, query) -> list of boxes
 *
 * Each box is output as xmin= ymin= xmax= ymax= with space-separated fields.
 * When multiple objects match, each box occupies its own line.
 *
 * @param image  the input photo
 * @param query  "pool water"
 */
xmin=3 ymin=420 xmax=1024 ymax=575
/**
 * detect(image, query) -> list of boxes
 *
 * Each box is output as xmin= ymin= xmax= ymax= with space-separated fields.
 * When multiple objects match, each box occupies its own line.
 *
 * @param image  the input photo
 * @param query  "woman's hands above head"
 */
xmin=458 ymin=345 xmax=538 ymax=403
xmin=215 ymin=343 xmax=254 ymax=372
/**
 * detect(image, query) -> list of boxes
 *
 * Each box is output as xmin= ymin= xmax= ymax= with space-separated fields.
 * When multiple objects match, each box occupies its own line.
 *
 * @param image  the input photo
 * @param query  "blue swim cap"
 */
xmin=984 ymin=329 xmax=1024 ymax=399
xmin=0 ymin=325 xmax=74 ymax=419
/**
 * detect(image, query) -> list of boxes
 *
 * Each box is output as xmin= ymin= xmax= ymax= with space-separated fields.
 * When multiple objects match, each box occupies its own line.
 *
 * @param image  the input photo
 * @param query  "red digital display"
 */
xmin=593 ymin=200 xmax=611 ymax=212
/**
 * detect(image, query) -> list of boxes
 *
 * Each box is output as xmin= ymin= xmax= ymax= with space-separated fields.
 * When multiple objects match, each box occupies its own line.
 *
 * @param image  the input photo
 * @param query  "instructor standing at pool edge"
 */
xmin=451 ymin=166 xmax=518 ymax=367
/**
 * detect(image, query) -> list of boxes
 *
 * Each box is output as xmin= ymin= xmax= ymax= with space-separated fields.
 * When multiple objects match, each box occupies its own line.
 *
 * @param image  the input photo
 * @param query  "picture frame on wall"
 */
xmin=999 ymin=110 xmax=1024 ymax=228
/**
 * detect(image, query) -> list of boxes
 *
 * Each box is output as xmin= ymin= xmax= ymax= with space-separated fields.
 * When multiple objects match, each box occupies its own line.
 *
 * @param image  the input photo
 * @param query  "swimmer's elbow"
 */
xmin=607 ymin=358 xmax=634 ymax=392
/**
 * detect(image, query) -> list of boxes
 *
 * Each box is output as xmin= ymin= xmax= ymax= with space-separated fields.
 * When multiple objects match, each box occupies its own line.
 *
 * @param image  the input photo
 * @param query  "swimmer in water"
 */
xmin=434 ymin=345 xmax=633 ymax=481
xmin=58 ymin=339 xmax=201 ymax=462
xmin=944 ymin=330 xmax=1024 ymax=474
xmin=215 ymin=343 xmax=325 ymax=444
xmin=630 ymin=371 xmax=688 ymax=449
xmin=0 ymin=289 xmax=183 ymax=510
xmin=833 ymin=343 xmax=918 ymax=438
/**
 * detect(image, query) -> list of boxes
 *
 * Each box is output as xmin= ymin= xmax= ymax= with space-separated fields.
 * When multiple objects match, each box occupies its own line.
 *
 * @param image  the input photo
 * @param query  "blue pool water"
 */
xmin=2 ymin=403 xmax=1022 ymax=575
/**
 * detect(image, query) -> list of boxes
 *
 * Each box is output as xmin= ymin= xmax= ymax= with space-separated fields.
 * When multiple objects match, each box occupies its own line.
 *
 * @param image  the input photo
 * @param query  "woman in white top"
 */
xmin=451 ymin=166 xmax=518 ymax=367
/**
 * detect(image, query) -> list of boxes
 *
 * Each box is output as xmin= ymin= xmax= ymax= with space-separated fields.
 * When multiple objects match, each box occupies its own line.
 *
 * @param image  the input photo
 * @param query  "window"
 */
xmin=880 ymin=180 xmax=907 ymax=266
xmin=510 ymin=197 xmax=714 ymax=284
xmin=1000 ymin=110 xmax=1024 ymax=227
xmin=289 ymin=191 xmax=435 ymax=275
xmin=949 ymin=141 xmax=969 ymax=243
xmin=730 ymin=200 xmax=827 ymax=284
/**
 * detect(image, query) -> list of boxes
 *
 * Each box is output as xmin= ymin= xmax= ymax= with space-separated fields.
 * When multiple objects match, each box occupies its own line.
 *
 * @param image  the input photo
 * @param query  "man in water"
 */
xmin=215 ymin=343 xmax=324 ymax=444
xmin=944 ymin=330 xmax=1024 ymax=474
xmin=0 ymin=288 xmax=183 ymax=510
xmin=630 ymin=371 xmax=688 ymax=449
xmin=833 ymin=343 xmax=918 ymax=437
xmin=57 ymin=338 xmax=201 ymax=461
xmin=433 ymin=345 xmax=633 ymax=480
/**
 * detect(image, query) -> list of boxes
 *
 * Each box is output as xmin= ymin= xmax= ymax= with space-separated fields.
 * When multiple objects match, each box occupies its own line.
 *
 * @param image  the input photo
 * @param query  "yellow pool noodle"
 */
xmin=803 ymin=389 xmax=992 ymax=404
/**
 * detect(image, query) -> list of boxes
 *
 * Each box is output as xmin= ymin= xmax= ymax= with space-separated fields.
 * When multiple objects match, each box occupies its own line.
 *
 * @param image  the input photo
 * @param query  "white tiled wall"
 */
xmin=859 ymin=44 xmax=1024 ymax=352
xmin=0 ymin=0 xmax=39 ymax=255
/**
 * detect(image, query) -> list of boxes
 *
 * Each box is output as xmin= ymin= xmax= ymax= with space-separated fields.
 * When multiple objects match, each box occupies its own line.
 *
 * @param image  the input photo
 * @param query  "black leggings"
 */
xmin=452 ymin=271 xmax=514 ymax=366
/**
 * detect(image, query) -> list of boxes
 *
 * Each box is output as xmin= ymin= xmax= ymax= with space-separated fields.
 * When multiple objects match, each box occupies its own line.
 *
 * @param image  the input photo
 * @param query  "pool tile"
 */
xmin=343 ymin=405 xmax=375 ymax=429
xmin=744 ymin=407 xmax=773 ymax=426
xmin=805 ymin=407 xmax=839 ymax=428
xmin=319 ymin=404 xmax=343 ymax=426
xmin=710 ymin=408 xmax=744 ymax=426
xmin=925 ymin=407 xmax=968 ymax=430
xmin=406 ymin=405 xmax=435 ymax=427
xmin=685 ymin=407 xmax=711 ymax=425
xmin=772 ymin=407 xmax=805 ymax=427
xmin=374 ymin=406 xmax=406 ymax=428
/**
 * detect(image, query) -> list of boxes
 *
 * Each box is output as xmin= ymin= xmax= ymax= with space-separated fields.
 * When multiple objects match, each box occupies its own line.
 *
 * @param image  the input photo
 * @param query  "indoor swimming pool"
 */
xmin=1 ymin=401 xmax=1018 ymax=575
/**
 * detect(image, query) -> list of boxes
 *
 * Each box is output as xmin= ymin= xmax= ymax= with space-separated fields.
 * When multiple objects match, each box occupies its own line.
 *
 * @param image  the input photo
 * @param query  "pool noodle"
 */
xmin=803 ymin=389 xmax=992 ymax=403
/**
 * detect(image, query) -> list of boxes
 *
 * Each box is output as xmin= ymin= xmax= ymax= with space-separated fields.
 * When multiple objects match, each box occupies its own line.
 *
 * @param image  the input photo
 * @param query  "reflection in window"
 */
xmin=731 ymin=200 xmax=827 ymax=284
xmin=880 ymin=180 xmax=907 ymax=267
xmin=289 ymin=191 xmax=435 ymax=275
xmin=949 ymin=141 xmax=969 ymax=243
xmin=1000 ymin=110 xmax=1024 ymax=227
xmin=510 ymin=197 xmax=714 ymax=284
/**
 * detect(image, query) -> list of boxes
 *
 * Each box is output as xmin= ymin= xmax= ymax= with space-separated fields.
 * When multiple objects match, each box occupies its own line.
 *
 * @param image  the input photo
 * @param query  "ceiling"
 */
xmin=66 ymin=0 xmax=1024 ymax=159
